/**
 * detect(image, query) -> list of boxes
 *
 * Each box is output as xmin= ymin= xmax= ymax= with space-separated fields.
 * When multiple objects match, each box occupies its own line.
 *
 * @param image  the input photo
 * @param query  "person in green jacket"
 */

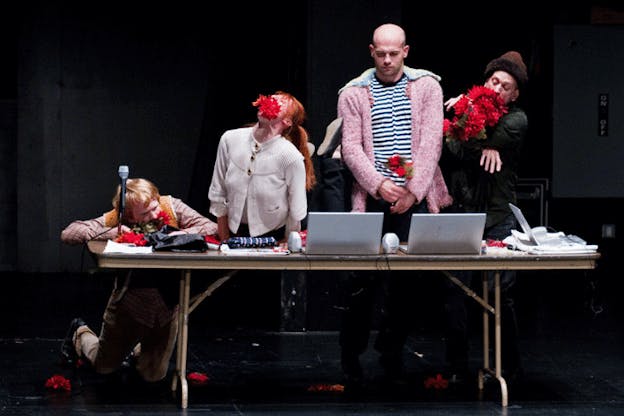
xmin=441 ymin=51 xmax=529 ymax=384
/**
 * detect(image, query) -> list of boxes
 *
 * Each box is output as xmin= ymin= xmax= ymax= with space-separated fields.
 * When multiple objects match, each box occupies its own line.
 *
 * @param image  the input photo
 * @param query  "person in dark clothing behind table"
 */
xmin=441 ymin=51 xmax=529 ymax=384
xmin=60 ymin=178 xmax=217 ymax=382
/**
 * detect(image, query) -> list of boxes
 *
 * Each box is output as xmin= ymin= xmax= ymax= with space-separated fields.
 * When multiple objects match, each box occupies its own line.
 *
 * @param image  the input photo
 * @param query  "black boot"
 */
xmin=60 ymin=317 xmax=86 ymax=366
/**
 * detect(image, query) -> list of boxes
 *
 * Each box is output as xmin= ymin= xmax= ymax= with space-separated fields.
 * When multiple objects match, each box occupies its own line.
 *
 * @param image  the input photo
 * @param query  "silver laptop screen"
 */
xmin=305 ymin=212 xmax=383 ymax=255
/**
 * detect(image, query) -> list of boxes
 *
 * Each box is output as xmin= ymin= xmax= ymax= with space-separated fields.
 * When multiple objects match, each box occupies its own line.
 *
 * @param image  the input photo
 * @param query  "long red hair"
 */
xmin=276 ymin=91 xmax=316 ymax=191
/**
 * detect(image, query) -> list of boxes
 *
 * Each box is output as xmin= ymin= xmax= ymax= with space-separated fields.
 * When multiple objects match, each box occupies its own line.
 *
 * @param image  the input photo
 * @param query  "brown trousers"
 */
xmin=75 ymin=285 xmax=178 ymax=382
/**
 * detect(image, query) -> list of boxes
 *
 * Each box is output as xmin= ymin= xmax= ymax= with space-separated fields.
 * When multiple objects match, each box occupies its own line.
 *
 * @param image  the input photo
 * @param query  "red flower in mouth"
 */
xmin=116 ymin=208 xmax=172 ymax=245
xmin=252 ymin=94 xmax=281 ymax=120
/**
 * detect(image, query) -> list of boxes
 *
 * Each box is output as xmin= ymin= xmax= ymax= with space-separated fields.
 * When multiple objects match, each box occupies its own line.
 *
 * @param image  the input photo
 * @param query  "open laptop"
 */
xmin=400 ymin=213 xmax=486 ymax=254
xmin=509 ymin=202 xmax=551 ymax=246
xmin=304 ymin=212 xmax=383 ymax=255
xmin=508 ymin=202 xmax=593 ymax=249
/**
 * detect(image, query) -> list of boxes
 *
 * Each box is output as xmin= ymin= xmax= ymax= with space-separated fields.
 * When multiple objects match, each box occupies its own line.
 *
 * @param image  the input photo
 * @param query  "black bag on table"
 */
xmin=146 ymin=225 xmax=208 ymax=252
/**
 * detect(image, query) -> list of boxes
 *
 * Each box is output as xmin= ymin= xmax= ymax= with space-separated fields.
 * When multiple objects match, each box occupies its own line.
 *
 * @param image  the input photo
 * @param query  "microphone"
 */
xmin=118 ymin=165 xmax=129 ymax=234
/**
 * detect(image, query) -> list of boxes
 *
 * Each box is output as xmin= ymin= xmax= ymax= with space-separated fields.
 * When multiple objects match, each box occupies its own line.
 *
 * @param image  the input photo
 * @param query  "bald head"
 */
xmin=369 ymin=23 xmax=408 ymax=83
xmin=372 ymin=23 xmax=406 ymax=48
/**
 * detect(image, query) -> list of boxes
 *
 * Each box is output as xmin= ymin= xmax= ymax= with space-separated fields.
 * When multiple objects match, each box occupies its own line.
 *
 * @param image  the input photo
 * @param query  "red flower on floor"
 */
xmin=307 ymin=383 xmax=344 ymax=392
xmin=424 ymin=373 xmax=449 ymax=390
xmin=187 ymin=372 xmax=209 ymax=386
xmin=45 ymin=374 xmax=71 ymax=392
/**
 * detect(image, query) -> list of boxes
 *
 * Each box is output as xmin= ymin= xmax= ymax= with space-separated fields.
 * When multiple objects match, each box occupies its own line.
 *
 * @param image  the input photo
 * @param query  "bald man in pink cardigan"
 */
xmin=336 ymin=23 xmax=452 ymax=390
xmin=339 ymin=36 xmax=451 ymax=214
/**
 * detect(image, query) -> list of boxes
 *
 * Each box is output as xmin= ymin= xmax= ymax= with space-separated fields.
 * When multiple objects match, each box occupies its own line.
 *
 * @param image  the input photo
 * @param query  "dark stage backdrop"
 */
xmin=5 ymin=1 xmax=622 ymax=332
xmin=16 ymin=2 xmax=309 ymax=272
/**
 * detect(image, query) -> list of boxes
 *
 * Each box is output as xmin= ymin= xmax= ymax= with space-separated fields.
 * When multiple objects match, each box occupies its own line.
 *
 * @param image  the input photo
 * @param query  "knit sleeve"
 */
xmin=284 ymin=155 xmax=307 ymax=235
xmin=407 ymin=76 xmax=445 ymax=203
xmin=208 ymin=131 xmax=231 ymax=218
xmin=486 ymin=107 xmax=527 ymax=151
xmin=60 ymin=215 xmax=117 ymax=245
xmin=170 ymin=197 xmax=217 ymax=236
xmin=338 ymin=87 xmax=386 ymax=198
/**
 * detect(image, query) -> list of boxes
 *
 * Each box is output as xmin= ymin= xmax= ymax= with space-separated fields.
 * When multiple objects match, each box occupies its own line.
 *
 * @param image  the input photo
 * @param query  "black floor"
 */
xmin=1 ymin=271 xmax=623 ymax=415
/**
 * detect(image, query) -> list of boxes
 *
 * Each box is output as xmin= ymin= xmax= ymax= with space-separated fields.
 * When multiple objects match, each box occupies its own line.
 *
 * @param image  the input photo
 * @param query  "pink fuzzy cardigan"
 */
xmin=338 ymin=73 xmax=452 ymax=213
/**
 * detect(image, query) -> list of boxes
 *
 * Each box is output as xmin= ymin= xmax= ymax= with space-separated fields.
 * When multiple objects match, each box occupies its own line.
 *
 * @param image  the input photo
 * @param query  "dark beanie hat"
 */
xmin=484 ymin=51 xmax=528 ymax=89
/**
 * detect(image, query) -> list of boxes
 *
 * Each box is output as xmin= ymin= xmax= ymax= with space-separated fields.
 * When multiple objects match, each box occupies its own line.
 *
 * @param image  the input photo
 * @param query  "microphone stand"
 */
xmin=118 ymin=189 xmax=124 ymax=236
xmin=117 ymin=165 xmax=129 ymax=236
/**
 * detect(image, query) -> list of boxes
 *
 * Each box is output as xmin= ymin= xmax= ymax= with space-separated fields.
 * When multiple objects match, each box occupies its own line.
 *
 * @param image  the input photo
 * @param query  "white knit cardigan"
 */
xmin=208 ymin=127 xmax=307 ymax=238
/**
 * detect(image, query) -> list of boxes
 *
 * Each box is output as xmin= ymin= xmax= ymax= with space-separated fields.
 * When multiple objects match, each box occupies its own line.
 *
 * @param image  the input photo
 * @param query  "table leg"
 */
xmin=479 ymin=271 xmax=489 ymax=390
xmin=476 ymin=271 xmax=509 ymax=406
xmin=493 ymin=271 xmax=508 ymax=407
xmin=442 ymin=271 xmax=496 ymax=393
xmin=171 ymin=270 xmax=191 ymax=409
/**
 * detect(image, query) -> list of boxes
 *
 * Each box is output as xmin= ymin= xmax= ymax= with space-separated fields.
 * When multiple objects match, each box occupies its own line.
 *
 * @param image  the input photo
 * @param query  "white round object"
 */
xmin=381 ymin=233 xmax=400 ymax=254
xmin=288 ymin=231 xmax=302 ymax=252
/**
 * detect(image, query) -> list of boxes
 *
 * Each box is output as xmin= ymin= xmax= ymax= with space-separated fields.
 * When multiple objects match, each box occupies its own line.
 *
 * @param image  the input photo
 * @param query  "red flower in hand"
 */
xmin=252 ymin=94 xmax=281 ymax=120
xmin=385 ymin=154 xmax=414 ymax=179
xmin=45 ymin=374 xmax=71 ymax=392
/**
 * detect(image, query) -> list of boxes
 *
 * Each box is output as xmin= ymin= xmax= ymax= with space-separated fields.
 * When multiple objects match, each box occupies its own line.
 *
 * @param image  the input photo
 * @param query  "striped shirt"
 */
xmin=370 ymin=74 xmax=412 ymax=185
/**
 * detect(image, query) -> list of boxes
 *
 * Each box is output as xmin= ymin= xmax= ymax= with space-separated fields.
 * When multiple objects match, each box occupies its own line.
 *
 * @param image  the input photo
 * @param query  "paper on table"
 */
xmin=503 ymin=231 xmax=598 ymax=254
xmin=103 ymin=240 xmax=153 ymax=254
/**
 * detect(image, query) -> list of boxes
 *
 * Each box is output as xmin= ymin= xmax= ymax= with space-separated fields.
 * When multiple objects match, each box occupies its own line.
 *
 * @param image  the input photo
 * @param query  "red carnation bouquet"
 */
xmin=443 ymin=85 xmax=507 ymax=142
xmin=115 ymin=210 xmax=171 ymax=246
xmin=252 ymin=94 xmax=281 ymax=120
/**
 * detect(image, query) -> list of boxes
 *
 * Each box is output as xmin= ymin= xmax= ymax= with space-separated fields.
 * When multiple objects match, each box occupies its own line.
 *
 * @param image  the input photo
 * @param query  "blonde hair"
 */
xmin=111 ymin=178 xmax=160 ymax=211
xmin=276 ymin=91 xmax=316 ymax=191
